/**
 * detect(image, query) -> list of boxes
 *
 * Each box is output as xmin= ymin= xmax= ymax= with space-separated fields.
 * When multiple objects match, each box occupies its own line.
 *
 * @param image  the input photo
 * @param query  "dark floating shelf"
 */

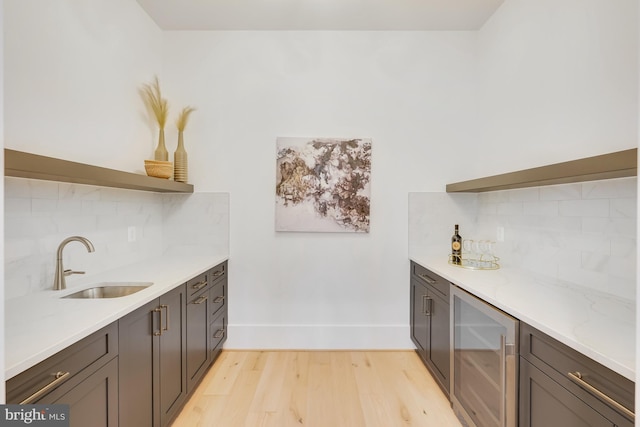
xmin=5 ymin=149 xmax=194 ymax=193
xmin=446 ymin=148 xmax=637 ymax=193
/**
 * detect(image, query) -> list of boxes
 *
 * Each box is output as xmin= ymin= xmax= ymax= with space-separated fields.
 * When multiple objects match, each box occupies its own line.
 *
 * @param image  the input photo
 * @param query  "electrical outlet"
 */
xmin=128 ymin=226 xmax=136 ymax=242
xmin=497 ymin=226 xmax=505 ymax=242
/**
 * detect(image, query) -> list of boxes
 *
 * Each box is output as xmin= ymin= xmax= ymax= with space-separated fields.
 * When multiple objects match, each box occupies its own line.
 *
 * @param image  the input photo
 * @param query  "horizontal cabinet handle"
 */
xmin=191 ymin=281 xmax=207 ymax=290
xmin=213 ymin=329 xmax=225 ymax=339
xmin=212 ymin=270 xmax=224 ymax=277
xmin=193 ymin=295 xmax=208 ymax=305
xmin=567 ymin=371 xmax=634 ymax=420
xmin=20 ymin=371 xmax=71 ymax=404
xmin=213 ymin=296 xmax=225 ymax=304
xmin=418 ymin=273 xmax=436 ymax=284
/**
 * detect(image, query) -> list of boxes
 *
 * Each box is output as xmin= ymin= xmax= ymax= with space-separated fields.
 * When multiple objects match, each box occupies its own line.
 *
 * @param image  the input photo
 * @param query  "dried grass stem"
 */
xmin=140 ymin=76 xmax=169 ymax=129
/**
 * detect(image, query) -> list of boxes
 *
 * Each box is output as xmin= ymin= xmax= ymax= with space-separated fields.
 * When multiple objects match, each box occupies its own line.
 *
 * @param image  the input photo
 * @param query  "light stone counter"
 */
xmin=5 ymin=254 xmax=228 ymax=379
xmin=411 ymin=254 xmax=635 ymax=381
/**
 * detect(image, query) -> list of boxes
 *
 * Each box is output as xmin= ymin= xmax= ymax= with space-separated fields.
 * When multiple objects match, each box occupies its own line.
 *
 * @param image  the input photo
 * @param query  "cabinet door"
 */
xmin=427 ymin=291 xmax=450 ymax=395
xmin=520 ymin=358 xmax=615 ymax=427
xmin=118 ymin=299 xmax=158 ymax=427
xmin=186 ymin=288 xmax=210 ymax=393
xmin=410 ymin=278 xmax=429 ymax=353
xmin=47 ymin=357 xmax=119 ymax=427
xmin=158 ymin=284 xmax=187 ymax=427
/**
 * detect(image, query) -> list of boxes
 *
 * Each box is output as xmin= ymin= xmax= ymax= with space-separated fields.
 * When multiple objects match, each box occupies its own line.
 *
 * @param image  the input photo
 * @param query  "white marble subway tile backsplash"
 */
xmin=4 ymin=177 xmax=229 ymax=300
xmin=479 ymin=177 xmax=636 ymax=300
xmin=409 ymin=177 xmax=637 ymax=301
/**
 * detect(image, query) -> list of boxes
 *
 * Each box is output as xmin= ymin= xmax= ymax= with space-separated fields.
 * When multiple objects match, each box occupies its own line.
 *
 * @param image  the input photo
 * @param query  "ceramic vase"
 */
xmin=154 ymin=128 xmax=169 ymax=161
xmin=174 ymin=131 xmax=188 ymax=183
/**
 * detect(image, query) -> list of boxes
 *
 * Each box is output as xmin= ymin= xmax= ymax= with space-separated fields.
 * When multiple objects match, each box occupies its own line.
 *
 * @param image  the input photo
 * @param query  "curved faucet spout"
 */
xmin=54 ymin=236 xmax=95 ymax=290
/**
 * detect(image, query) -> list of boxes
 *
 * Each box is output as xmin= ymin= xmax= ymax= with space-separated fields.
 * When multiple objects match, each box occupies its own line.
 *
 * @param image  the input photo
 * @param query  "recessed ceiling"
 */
xmin=136 ymin=0 xmax=505 ymax=31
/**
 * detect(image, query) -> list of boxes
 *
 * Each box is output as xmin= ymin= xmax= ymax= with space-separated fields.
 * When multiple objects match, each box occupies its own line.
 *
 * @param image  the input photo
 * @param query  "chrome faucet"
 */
xmin=53 ymin=236 xmax=95 ymax=290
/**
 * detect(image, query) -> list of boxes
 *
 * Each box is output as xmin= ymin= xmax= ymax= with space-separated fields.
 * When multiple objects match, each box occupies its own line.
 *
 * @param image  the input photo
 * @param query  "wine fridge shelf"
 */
xmin=448 ymin=254 xmax=500 ymax=270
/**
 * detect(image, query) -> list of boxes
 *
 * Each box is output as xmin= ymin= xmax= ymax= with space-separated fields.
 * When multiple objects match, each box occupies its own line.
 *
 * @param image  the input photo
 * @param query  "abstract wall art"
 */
xmin=275 ymin=137 xmax=372 ymax=233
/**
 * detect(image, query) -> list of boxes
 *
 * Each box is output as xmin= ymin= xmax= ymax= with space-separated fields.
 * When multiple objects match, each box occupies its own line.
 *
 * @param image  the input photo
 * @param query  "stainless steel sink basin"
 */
xmin=62 ymin=282 xmax=153 ymax=299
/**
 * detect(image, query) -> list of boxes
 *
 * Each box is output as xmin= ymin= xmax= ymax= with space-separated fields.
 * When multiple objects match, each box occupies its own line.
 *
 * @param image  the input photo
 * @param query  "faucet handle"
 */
xmin=63 ymin=269 xmax=86 ymax=277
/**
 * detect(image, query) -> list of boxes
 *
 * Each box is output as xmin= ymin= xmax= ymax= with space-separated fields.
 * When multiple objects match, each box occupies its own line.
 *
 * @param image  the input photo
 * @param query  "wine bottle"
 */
xmin=451 ymin=224 xmax=462 ymax=265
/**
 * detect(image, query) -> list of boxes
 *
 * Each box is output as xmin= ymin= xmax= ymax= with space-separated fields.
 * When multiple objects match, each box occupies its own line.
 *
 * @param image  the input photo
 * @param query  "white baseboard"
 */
xmin=225 ymin=324 xmax=413 ymax=349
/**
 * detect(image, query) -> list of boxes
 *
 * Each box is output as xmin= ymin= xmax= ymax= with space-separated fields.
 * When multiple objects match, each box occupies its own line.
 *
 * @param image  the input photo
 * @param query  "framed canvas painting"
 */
xmin=275 ymin=137 xmax=372 ymax=233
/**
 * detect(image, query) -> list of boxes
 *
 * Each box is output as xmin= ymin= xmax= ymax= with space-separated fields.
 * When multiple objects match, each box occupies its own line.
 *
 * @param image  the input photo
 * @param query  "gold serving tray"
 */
xmin=448 ymin=254 xmax=500 ymax=270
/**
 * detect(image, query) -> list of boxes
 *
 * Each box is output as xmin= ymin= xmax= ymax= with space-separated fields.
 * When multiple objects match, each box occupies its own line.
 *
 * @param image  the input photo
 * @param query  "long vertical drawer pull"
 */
xmin=424 ymin=296 xmax=433 ymax=316
xmin=161 ymin=304 xmax=169 ymax=332
xmin=213 ymin=329 xmax=225 ymax=339
xmin=153 ymin=307 xmax=163 ymax=336
xmin=213 ymin=296 xmax=225 ymax=304
xmin=191 ymin=281 xmax=208 ymax=291
xmin=193 ymin=295 xmax=208 ymax=305
xmin=20 ymin=371 xmax=71 ymax=404
xmin=567 ymin=371 xmax=635 ymax=420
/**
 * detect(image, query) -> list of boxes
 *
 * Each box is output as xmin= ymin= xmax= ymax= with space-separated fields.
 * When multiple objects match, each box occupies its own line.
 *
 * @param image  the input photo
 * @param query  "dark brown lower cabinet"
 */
xmin=520 ymin=358 xmax=616 ymax=427
xmin=46 ymin=358 xmax=119 ymax=427
xmin=209 ymin=266 xmax=228 ymax=363
xmin=520 ymin=323 xmax=634 ymax=427
xmin=119 ymin=284 xmax=187 ymax=427
xmin=409 ymin=262 xmax=450 ymax=397
xmin=6 ymin=323 xmax=119 ymax=427
xmin=7 ymin=261 xmax=228 ymax=427
xmin=210 ymin=309 xmax=227 ymax=362
xmin=186 ymin=284 xmax=211 ymax=393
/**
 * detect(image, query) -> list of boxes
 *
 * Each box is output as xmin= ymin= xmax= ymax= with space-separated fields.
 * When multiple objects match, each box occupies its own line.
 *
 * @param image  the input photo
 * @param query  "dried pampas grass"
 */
xmin=176 ymin=106 xmax=196 ymax=132
xmin=140 ymin=76 xmax=169 ymax=129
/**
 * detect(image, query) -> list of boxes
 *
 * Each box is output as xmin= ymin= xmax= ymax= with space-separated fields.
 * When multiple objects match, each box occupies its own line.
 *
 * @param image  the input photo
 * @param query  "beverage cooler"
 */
xmin=451 ymin=286 xmax=519 ymax=427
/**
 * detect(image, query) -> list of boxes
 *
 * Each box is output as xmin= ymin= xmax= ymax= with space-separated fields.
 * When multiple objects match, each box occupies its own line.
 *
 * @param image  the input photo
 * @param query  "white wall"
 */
xmin=636 ymin=0 xmax=639 ymax=410
xmin=4 ymin=0 xmax=163 ymax=172
xmin=0 ymin=0 xmax=6 ymax=404
xmin=3 ymin=0 xmax=637 ymax=352
xmin=162 ymin=31 xmax=480 ymax=348
xmin=474 ymin=0 xmax=638 ymax=180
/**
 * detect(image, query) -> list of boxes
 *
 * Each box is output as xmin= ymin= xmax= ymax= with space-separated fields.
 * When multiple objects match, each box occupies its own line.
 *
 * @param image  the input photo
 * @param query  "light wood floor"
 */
xmin=171 ymin=350 xmax=462 ymax=427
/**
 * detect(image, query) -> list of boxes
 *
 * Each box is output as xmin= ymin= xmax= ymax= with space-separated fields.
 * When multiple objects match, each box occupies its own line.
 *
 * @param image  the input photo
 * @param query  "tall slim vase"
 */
xmin=174 ymin=131 xmax=188 ymax=183
xmin=154 ymin=128 xmax=169 ymax=161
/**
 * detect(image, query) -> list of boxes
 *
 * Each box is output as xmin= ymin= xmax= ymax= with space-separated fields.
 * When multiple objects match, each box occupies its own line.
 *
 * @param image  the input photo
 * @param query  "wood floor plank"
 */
xmin=171 ymin=350 xmax=462 ymax=427
xmin=279 ymin=351 xmax=310 ymax=427
xmin=202 ymin=351 xmax=248 ymax=396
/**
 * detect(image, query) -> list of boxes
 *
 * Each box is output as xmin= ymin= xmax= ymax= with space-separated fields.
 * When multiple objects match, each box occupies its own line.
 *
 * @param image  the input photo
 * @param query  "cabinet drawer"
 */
xmin=411 ymin=262 xmax=450 ymax=299
xmin=187 ymin=271 xmax=211 ymax=297
xmin=187 ymin=263 xmax=226 ymax=298
xmin=210 ymin=311 xmax=226 ymax=353
xmin=209 ymin=262 xmax=227 ymax=286
xmin=7 ymin=322 xmax=118 ymax=404
xmin=520 ymin=322 xmax=634 ymax=424
xmin=210 ymin=277 xmax=227 ymax=318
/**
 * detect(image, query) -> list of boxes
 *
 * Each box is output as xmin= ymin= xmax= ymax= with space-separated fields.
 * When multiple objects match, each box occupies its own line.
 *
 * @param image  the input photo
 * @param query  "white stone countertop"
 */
xmin=5 ymin=254 xmax=228 ymax=380
xmin=411 ymin=254 xmax=635 ymax=382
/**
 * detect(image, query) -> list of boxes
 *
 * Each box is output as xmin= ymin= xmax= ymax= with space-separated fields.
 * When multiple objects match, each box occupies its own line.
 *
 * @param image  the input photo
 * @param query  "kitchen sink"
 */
xmin=62 ymin=282 xmax=153 ymax=299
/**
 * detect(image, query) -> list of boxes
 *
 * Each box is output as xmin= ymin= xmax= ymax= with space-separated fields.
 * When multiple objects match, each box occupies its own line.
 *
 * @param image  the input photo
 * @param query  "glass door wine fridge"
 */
xmin=451 ymin=286 xmax=519 ymax=427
